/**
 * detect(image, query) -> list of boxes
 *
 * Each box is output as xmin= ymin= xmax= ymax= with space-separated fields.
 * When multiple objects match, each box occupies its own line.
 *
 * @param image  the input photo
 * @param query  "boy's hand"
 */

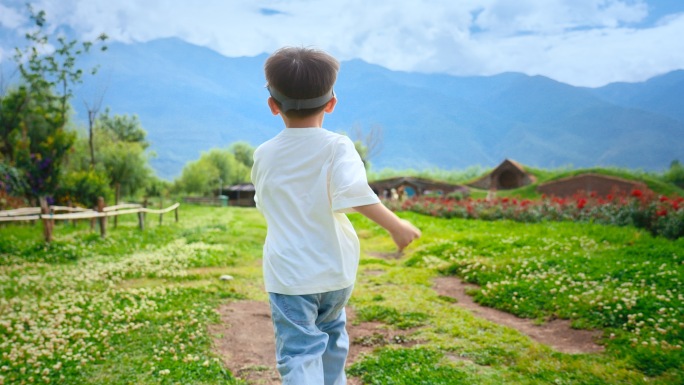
xmin=352 ymin=203 xmax=421 ymax=252
xmin=391 ymin=219 xmax=421 ymax=251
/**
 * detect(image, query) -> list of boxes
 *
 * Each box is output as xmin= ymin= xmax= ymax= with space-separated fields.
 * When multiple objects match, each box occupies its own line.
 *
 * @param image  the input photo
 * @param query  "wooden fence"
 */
xmin=183 ymin=196 xmax=227 ymax=206
xmin=0 ymin=198 xmax=180 ymax=242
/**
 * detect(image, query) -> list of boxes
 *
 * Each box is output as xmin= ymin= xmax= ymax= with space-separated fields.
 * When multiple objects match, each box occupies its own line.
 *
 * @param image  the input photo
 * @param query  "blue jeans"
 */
xmin=268 ymin=285 xmax=354 ymax=385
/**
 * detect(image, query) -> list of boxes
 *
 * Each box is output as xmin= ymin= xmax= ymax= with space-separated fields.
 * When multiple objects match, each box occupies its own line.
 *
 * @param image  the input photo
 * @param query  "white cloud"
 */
xmin=1 ymin=0 xmax=683 ymax=86
xmin=473 ymin=0 xmax=648 ymax=34
xmin=0 ymin=3 xmax=24 ymax=29
xmin=463 ymin=11 xmax=684 ymax=86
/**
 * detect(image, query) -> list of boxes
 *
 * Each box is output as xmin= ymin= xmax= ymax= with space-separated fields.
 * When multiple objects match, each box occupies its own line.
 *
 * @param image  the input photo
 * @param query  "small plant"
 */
xmin=348 ymin=347 xmax=469 ymax=384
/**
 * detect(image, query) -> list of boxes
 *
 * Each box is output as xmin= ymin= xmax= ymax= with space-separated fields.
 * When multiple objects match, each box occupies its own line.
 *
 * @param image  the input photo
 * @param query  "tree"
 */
xmin=83 ymin=87 xmax=107 ymax=169
xmin=178 ymin=159 xmax=220 ymax=196
xmin=14 ymin=6 xmax=107 ymax=125
xmin=61 ymin=110 xmax=153 ymax=203
xmin=0 ymin=5 xmax=107 ymax=201
xmin=350 ymin=124 xmax=383 ymax=170
xmin=229 ymin=141 xmax=255 ymax=168
xmin=96 ymin=111 xmax=152 ymax=198
xmin=0 ymin=85 xmax=76 ymax=199
xmin=97 ymin=109 xmax=149 ymax=149
xmin=175 ymin=145 xmax=253 ymax=196
xmin=228 ymin=142 xmax=255 ymax=182
xmin=665 ymin=160 xmax=684 ymax=188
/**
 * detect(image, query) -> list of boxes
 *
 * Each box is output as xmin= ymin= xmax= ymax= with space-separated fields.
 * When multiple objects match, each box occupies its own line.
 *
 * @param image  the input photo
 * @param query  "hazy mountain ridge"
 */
xmin=15 ymin=37 xmax=683 ymax=179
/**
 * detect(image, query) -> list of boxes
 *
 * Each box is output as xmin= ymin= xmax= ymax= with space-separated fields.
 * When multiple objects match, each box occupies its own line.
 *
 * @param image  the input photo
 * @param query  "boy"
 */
xmin=251 ymin=47 xmax=421 ymax=385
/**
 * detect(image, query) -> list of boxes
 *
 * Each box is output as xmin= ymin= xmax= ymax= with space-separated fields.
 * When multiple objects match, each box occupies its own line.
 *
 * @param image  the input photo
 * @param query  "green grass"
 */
xmin=1 ymin=205 xmax=683 ymax=384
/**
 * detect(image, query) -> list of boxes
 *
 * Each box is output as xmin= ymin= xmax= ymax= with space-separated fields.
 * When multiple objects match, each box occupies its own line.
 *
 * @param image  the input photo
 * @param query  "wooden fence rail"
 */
xmin=0 ymin=200 xmax=180 ymax=242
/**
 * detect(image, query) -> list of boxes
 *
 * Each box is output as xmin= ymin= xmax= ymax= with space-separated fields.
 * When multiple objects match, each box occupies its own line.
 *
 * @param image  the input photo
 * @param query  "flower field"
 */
xmin=1 ymin=205 xmax=683 ymax=384
xmin=0 ymin=207 xmax=266 ymax=385
xmin=388 ymin=189 xmax=684 ymax=239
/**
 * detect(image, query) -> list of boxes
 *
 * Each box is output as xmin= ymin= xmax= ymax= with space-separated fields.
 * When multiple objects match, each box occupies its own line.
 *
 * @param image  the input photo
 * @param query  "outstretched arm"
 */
xmin=353 ymin=203 xmax=421 ymax=251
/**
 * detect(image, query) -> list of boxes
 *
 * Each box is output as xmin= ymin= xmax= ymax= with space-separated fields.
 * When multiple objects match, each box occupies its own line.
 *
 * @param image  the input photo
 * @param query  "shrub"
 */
xmin=56 ymin=170 xmax=113 ymax=207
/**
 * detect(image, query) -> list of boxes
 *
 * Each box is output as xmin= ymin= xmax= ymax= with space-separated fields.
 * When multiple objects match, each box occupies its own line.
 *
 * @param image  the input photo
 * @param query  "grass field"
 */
xmin=1 ymin=205 xmax=683 ymax=384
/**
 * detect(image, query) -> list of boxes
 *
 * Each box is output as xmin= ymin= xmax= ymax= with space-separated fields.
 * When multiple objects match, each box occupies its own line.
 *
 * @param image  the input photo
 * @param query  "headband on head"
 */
xmin=267 ymin=86 xmax=334 ymax=112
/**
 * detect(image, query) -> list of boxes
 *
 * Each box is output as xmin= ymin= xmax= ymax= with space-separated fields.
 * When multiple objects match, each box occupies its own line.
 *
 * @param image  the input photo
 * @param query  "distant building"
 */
xmin=219 ymin=183 xmax=256 ymax=207
xmin=537 ymin=173 xmax=651 ymax=197
xmin=468 ymin=159 xmax=536 ymax=190
xmin=369 ymin=177 xmax=469 ymax=199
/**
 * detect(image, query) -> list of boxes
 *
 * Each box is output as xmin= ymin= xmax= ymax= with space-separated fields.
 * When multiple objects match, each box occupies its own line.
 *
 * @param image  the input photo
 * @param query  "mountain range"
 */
xmin=8 ymin=38 xmax=684 ymax=179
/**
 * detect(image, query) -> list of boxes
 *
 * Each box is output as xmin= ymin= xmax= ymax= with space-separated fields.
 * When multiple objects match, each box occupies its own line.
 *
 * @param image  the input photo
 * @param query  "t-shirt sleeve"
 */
xmin=329 ymin=137 xmax=380 ymax=213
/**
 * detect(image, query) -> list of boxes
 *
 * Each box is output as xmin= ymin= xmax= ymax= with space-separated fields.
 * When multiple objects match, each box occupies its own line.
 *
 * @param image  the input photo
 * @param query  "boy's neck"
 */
xmin=282 ymin=112 xmax=325 ymax=129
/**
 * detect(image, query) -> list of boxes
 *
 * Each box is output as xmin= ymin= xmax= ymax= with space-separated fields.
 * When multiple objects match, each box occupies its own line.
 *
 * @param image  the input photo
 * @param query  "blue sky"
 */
xmin=1 ymin=0 xmax=683 ymax=87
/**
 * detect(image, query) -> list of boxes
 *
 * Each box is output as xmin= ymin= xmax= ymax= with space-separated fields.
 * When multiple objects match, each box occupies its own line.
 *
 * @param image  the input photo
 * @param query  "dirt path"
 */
xmin=210 ymin=301 xmax=412 ymax=385
xmin=211 ymin=277 xmax=603 ymax=384
xmin=433 ymin=276 xmax=604 ymax=354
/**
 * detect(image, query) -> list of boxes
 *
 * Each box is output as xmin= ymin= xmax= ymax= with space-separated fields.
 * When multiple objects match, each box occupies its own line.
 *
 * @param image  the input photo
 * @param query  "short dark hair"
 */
xmin=264 ymin=47 xmax=340 ymax=119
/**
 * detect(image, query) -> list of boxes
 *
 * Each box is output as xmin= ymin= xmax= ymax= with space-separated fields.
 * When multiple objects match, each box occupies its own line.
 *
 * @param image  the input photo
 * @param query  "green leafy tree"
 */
xmin=96 ymin=109 xmax=149 ymax=149
xmin=0 ymin=5 xmax=106 ymax=201
xmin=94 ymin=111 xmax=152 ymax=198
xmin=228 ymin=142 xmax=254 ymax=183
xmin=178 ymin=158 xmax=220 ymax=196
xmin=664 ymin=160 xmax=684 ymax=187
xmin=0 ymin=85 xmax=76 ymax=199
xmin=61 ymin=111 xmax=153 ymax=203
xmin=229 ymin=141 xmax=255 ymax=167
xmin=14 ymin=6 xmax=107 ymax=124
xmin=175 ymin=146 xmax=253 ymax=196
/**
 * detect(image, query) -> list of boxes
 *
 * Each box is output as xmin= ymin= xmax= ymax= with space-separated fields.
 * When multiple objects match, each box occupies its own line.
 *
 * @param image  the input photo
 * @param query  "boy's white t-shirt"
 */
xmin=251 ymin=127 xmax=380 ymax=295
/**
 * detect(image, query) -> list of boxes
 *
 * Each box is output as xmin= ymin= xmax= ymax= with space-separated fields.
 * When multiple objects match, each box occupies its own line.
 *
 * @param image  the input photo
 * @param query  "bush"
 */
xmin=57 ymin=170 xmax=112 ymax=207
xmin=0 ymin=162 xmax=29 ymax=196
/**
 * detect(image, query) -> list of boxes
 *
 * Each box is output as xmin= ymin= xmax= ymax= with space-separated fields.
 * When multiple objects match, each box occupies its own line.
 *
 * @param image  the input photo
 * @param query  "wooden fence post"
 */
xmin=40 ymin=197 xmax=53 ymax=243
xmin=114 ymin=183 xmax=120 ymax=228
xmin=68 ymin=200 xmax=76 ymax=227
xmin=90 ymin=202 xmax=96 ymax=232
xmin=97 ymin=197 xmax=107 ymax=238
xmin=142 ymin=198 xmax=148 ymax=224
xmin=159 ymin=197 xmax=163 ymax=226
xmin=137 ymin=206 xmax=145 ymax=231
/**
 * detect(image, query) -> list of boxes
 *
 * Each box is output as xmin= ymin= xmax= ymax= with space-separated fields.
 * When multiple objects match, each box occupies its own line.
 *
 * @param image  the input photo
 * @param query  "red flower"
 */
xmin=659 ymin=196 xmax=669 ymax=202
xmin=631 ymin=189 xmax=643 ymax=197
xmin=577 ymin=198 xmax=587 ymax=209
xmin=657 ymin=209 xmax=668 ymax=217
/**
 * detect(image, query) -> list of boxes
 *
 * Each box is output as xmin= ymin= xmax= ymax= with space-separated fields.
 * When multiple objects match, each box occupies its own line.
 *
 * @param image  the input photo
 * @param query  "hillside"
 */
xmin=4 ymin=37 xmax=682 ymax=179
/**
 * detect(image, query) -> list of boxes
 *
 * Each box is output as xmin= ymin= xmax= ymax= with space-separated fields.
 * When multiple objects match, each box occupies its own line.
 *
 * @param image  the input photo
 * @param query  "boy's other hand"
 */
xmin=391 ymin=219 xmax=421 ymax=251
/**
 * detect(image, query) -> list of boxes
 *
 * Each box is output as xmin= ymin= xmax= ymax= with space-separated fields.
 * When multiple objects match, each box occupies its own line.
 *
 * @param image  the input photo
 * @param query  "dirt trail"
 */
xmin=211 ymin=277 xmax=603 ymax=384
xmin=433 ymin=276 xmax=604 ymax=354
xmin=210 ymin=301 xmax=406 ymax=385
